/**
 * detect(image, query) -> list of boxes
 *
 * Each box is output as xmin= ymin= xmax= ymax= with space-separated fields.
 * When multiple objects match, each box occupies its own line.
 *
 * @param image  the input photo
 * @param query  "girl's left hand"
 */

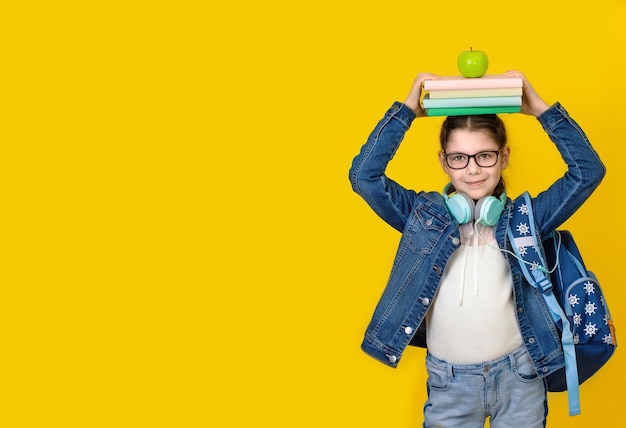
xmin=504 ymin=70 xmax=550 ymax=117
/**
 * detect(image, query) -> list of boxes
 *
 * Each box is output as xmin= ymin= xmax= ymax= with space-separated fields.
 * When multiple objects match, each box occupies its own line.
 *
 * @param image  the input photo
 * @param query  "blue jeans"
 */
xmin=423 ymin=347 xmax=547 ymax=427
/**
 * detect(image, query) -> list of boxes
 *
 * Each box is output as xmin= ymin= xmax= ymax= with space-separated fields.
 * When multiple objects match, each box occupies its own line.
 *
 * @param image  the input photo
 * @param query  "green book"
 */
xmin=425 ymin=105 xmax=521 ymax=117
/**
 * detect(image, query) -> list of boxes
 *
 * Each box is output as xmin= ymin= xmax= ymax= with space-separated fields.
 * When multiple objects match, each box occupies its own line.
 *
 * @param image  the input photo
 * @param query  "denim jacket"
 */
xmin=349 ymin=102 xmax=605 ymax=375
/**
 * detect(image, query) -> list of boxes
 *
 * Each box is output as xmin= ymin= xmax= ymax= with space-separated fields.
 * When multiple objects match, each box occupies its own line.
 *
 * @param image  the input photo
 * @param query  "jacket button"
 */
xmin=433 ymin=266 xmax=442 ymax=275
xmin=452 ymin=237 xmax=460 ymax=245
xmin=528 ymin=338 xmax=535 ymax=344
xmin=388 ymin=355 xmax=397 ymax=363
xmin=421 ymin=297 xmax=430 ymax=305
xmin=404 ymin=327 xmax=413 ymax=335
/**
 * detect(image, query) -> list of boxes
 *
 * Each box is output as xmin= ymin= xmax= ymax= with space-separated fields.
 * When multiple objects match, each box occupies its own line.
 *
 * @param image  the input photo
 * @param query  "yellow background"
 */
xmin=3 ymin=1 xmax=624 ymax=427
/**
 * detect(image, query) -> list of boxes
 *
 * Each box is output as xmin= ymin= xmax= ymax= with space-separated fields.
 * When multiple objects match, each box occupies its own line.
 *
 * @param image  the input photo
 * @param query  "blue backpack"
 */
xmin=508 ymin=192 xmax=616 ymax=416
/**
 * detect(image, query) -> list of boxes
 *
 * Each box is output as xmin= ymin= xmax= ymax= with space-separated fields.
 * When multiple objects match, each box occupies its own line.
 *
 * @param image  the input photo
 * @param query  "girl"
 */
xmin=349 ymin=71 xmax=605 ymax=427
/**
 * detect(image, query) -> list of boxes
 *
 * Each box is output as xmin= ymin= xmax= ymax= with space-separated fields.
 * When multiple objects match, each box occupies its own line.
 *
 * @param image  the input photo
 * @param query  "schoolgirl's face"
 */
xmin=438 ymin=129 xmax=510 ymax=201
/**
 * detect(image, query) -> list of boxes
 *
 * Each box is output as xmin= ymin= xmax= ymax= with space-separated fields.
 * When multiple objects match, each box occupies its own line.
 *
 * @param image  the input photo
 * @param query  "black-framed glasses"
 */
xmin=444 ymin=150 xmax=500 ymax=170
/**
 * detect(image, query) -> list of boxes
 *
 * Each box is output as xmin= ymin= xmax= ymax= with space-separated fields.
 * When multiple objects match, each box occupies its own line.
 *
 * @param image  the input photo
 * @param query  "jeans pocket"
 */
xmin=513 ymin=349 xmax=539 ymax=383
xmin=426 ymin=358 xmax=452 ymax=391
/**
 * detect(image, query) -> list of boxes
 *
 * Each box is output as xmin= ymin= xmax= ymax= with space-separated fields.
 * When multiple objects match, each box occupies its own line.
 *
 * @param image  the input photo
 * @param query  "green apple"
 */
xmin=457 ymin=47 xmax=489 ymax=78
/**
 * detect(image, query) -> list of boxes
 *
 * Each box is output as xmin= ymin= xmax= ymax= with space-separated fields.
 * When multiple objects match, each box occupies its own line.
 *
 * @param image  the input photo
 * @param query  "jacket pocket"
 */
xmin=406 ymin=205 xmax=447 ymax=254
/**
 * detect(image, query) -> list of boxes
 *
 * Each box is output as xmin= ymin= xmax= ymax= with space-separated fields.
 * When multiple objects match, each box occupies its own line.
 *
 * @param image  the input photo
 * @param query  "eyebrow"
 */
xmin=445 ymin=150 xmax=499 ymax=155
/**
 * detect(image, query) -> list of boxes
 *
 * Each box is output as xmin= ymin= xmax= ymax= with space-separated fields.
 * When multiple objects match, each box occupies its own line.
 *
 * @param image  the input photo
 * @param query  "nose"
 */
xmin=466 ymin=156 xmax=481 ymax=173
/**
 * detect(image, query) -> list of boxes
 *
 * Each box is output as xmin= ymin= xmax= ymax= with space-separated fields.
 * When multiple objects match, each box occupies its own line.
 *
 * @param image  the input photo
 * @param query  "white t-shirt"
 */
xmin=426 ymin=222 xmax=523 ymax=364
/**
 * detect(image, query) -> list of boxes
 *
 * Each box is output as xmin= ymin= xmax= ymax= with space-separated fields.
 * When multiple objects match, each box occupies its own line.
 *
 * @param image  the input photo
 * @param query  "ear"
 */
xmin=500 ymin=146 xmax=510 ymax=169
xmin=438 ymin=151 xmax=449 ymax=173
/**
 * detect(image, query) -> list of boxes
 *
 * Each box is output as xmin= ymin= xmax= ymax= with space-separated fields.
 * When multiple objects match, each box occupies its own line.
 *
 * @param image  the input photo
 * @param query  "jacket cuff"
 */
xmin=386 ymin=101 xmax=417 ymax=128
xmin=536 ymin=102 xmax=569 ymax=130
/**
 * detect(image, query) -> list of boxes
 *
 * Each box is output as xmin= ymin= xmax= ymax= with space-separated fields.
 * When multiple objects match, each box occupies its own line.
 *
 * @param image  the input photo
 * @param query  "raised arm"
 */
xmin=349 ymin=73 xmax=439 ymax=232
xmin=506 ymin=71 xmax=605 ymax=233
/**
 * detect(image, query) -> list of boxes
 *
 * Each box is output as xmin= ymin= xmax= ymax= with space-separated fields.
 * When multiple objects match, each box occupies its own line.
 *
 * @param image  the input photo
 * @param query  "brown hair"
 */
xmin=439 ymin=115 xmax=508 ymax=197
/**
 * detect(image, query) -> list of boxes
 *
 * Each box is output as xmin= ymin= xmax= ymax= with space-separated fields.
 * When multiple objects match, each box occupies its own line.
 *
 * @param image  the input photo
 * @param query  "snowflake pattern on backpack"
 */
xmin=567 ymin=276 xmax=613 ymax=346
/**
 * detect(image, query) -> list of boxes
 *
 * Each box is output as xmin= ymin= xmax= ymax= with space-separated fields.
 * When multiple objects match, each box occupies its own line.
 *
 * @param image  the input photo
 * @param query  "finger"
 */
xmin=417 ymin=74 xmax=441 ymax=86
xmin=418 ymin=72 xmax=441 ymax=79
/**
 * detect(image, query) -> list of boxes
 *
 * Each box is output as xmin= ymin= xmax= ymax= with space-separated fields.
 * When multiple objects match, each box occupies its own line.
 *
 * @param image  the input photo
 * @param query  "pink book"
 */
xmin=423 ymin=75 xmax=523 ymax=91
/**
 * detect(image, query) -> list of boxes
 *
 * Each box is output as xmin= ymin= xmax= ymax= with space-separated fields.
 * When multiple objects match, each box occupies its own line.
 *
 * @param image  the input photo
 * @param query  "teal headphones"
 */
xmin=442 ymin=183 xmax=506 ymax=227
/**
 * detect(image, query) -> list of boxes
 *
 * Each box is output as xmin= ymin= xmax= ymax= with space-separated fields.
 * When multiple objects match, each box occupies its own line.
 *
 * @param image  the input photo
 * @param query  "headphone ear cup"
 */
xmin=475 ymin=196 xmax=504 ymax=227
xmin=446 ymin=193 xmax=475 ymax=224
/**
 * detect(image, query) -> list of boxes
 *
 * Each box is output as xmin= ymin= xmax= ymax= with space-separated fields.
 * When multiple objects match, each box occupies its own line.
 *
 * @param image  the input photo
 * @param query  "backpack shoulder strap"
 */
xmin=507 ymin=192 xmax=552 ymax=289
xmin=507 ymin=192 xmax=581 ymax=416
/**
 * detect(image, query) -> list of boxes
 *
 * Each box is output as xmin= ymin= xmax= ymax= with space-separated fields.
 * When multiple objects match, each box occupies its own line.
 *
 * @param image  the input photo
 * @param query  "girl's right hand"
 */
xmin=403 ymin=72 xmax=440 ymax=117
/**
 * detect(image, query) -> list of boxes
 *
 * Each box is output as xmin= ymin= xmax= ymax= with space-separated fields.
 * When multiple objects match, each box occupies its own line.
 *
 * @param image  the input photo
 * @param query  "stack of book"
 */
xmin=422 ymin=75 xmax=523 ymax=117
